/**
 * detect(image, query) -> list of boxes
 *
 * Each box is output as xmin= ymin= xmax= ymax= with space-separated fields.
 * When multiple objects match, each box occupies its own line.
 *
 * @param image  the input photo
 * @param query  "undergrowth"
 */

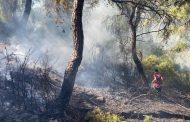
xmin=85 ymin=107 xmax=127 ymax=122
xmin=142 ymin=40 xmax=190 ymax=93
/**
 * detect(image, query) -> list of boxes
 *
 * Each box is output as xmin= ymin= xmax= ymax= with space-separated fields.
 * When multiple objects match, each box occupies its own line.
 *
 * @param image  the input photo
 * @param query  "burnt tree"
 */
xmin=59 ymin=0 xmax=84 ymax=107
xmin=129 ymin=5 xmax=147 ymax=86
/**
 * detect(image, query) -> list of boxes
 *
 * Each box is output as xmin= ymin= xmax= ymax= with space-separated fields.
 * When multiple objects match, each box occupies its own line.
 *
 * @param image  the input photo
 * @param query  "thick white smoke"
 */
xmin=1 ymin=0 xmax=189 ymax=86
xmin=0 ymin=0 xmax=119 ymax=79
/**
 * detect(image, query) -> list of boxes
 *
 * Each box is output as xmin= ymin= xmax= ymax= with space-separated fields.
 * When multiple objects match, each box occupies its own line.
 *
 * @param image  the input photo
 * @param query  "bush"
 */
xmin=142 ymin=55 xmax=159 ymax=72
xmin=142 ymin=54 xmax=175 ymax=85
xmin=142 ymin=52 xmax=190 ymax=92
xmin=85 ymin=107 xmax=127 ymax=122
xmin=170 ymin=40 xmax=188 ymax=53
xmin=142 ymin=55 xmax=174 ymax=74
xmin=143 ymin=115 xmax=157 ymax=122
xmin=0 ymin=51 xmax=62 ymax=121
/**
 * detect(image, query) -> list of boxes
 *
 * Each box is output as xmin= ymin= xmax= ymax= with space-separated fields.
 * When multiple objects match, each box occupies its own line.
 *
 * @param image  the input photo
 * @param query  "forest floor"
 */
xmin=70 ymin=84 xmax=190 ymax=122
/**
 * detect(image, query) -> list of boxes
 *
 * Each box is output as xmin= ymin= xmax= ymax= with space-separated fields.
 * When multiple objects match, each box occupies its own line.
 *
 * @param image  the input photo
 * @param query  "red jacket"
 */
xmin=152 ymin=72 xmax=162 ymax=88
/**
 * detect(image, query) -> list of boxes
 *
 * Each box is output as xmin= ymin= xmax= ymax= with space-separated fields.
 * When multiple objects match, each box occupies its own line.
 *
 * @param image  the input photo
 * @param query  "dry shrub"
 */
xmin=0 ymin=50 xmax=62 ymax=121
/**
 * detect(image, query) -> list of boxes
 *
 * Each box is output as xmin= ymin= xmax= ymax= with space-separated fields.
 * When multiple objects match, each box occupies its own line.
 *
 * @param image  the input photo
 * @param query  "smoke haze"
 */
xmin=0 ymin=0 xmax=189 ymax=86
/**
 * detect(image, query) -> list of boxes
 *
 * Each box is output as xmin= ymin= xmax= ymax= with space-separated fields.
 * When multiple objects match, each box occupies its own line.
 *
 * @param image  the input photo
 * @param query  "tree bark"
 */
xmin=59 ymin=0 xmax=84 ymax=108
xmin=130 ymin=24 xmax=148 ymax=86
xmin=22 ymin=0 xmax=32 ymax=26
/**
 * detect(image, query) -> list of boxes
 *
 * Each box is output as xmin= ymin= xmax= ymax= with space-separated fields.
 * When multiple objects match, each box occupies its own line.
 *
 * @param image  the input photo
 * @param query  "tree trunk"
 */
xmin=22 ymin=0 xmax=32 ymax=26
xmin=130 ymin=24 xmax=148 ymax=86
xmin=59 ymin=0 xmax=84 ymax=108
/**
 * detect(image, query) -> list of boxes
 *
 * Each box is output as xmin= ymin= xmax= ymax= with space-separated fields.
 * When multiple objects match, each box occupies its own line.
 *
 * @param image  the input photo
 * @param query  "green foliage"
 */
xmin=85 ymin=107 xmax=127 ymax=122
xmin=142 ymin=54 xmax=175 ymax=82
xmin=170 ymin=40 xmax=188 ymax=53
xmin=167 ymin=3 xmax=190 ymax=20
xmin=143 ymin=47 xmax=190 ymax=92
xmin=165 ymin=2 xmax=190 ymax=35
xmin=158 ymin=55 xmax=174 ymax=73
xmin=167 ymin=25 xmax=187 ymax=35
xmin=142 ymin=54 xmax=175 ymax=74
xmin=143 ymin=115 xmax=157 ymax=122
xmin=142 ymin=55 xmax=159 ymax=72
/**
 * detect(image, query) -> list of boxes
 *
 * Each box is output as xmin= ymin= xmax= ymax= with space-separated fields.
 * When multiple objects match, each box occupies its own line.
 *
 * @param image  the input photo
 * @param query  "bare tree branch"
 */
xmin=136 ymin=25 xmax=167 ymax=37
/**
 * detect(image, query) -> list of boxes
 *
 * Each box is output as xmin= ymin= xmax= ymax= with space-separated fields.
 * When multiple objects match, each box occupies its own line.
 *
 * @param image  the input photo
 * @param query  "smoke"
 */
xmin=166 ymin=35 xmax=190 ymax=71
xmin=0 ymin=0 xmax=189 ymax=88
xmin=78 ymin=0 xmax=121 ymax=87
xmin=0 ymin=0 xmax=120 ymax=83
xmin=1 ymin=0 xmax=73 ymax=73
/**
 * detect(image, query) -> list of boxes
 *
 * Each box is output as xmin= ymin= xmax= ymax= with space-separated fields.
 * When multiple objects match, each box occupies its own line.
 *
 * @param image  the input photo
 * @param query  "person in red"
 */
xmin=152 ymin=69 xmax=163 ymax=92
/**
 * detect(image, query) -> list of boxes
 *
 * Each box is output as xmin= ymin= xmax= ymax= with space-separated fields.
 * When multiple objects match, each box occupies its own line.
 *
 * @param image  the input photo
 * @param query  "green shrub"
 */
xmin=143 ymin=54 xmax=190 ymax=92
xmin=143 ymin=115 xmax=158 ymax=122
xmin=142 ymin=41 xmax=190 ymax=93
xmin=85 ymin=107 xmax=127 ymax=122
xmin=142 ymin=54 xmax=176 ymax=85
xmin=170 ymin=40 xmax=188 ymax=53
xmin=142 ymin=55 xmax=159 ymax=72
xmin=142 ymin=55 xmax=175 ymax=75
xmin=157 ymin=55 xmax=174 ymax=74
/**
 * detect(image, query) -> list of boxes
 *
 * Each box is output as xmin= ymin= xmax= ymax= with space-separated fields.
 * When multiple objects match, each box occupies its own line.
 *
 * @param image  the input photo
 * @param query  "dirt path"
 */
xmin=70 ymin=85 xmax=190 ymax=121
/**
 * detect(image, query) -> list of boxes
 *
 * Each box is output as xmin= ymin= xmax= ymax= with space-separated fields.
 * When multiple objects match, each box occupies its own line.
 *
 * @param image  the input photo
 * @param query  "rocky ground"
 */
xmin=70 ymin=84 xmax=190 ymax=122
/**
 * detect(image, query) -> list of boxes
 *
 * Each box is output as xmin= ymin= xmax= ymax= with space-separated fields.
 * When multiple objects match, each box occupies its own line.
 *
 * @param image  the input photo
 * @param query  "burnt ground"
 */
xmin=70 ymin=84 xmax=190 ymax=122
